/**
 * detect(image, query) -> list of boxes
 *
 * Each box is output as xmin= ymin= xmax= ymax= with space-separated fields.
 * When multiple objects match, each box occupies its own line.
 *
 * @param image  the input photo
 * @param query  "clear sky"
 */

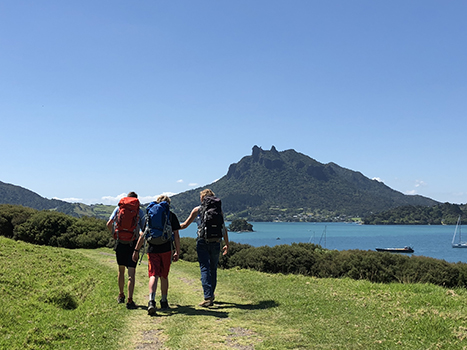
xmin=1 ymin=1 xmax=466 ymax=206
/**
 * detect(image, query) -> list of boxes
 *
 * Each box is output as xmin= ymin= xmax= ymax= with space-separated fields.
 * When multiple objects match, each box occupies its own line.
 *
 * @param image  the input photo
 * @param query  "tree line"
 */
xmin=363 ymin=203 xmax=467 ymax=225
xmin=0 ymin=205 xmax=112 ymax=249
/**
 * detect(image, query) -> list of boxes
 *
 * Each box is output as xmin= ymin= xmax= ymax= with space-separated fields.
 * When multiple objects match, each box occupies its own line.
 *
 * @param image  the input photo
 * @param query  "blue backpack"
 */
xmin=144 ymin=201 xmax=173 ymax=245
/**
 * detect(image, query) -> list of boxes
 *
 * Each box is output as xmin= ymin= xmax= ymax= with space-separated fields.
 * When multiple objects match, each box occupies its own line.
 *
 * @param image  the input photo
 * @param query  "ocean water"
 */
xmin=179 ymin=222 xmax=467 ymax=264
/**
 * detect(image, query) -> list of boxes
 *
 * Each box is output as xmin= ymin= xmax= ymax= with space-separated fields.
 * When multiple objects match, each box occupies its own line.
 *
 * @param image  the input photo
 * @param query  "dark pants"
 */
xmin=196 ymin=239 xmax=220 ymax=300
xmin=115 ymin=241 xmax=137 ymax=268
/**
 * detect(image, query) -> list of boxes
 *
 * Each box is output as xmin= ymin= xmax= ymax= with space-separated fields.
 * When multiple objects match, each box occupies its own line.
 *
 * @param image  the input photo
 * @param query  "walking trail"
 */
xmin=94 ymin=251 xmax=258 ymax=350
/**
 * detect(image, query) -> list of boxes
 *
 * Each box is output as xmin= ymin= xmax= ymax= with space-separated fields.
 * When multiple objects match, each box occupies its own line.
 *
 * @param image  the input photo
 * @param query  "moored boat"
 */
xmin=376 ymin=246 xmax=414 ymax=253
xmin=452 ymin=216 xmax=467 ymax=248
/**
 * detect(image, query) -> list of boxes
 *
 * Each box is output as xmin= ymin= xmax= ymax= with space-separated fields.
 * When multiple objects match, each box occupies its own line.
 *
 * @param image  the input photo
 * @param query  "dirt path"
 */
xmin=94 ymin=251 xmax=167 ymax=349
xmin=92 ymin=251 xmax=257 ymax=350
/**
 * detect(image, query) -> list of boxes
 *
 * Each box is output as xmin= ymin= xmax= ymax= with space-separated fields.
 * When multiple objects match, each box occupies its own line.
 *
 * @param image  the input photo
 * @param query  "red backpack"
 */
xmin=114 ymin=197 xmax=140 ymax=242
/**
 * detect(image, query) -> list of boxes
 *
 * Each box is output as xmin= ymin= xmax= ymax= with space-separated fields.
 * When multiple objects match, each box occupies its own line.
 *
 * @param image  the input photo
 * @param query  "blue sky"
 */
xmin=1 ymin=1 xmax=466 ymax=206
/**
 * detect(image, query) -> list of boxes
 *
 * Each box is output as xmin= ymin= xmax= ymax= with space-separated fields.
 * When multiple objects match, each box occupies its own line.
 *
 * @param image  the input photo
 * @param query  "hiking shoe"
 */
xmin=160 ymin=299 xmax=169 ymax=310
xmin=148 ymin=300 xmax=156 ymax=316
xmin=126 ymin=299 xmax=137 ymax=309
xmin=198 ymin=298 xmax=213 ymax=307
xmin=117 ymin=294 xmax=125 ymax=304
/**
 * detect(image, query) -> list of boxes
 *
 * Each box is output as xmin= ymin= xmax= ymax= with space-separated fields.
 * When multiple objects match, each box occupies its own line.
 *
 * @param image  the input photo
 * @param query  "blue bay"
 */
xmin=179 ymin=222 xmax=467 ymax=264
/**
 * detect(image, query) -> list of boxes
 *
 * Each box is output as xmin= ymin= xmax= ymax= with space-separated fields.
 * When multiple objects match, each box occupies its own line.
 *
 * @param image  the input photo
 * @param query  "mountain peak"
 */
xmin=199 ymin=146 xmax=439 ymax=220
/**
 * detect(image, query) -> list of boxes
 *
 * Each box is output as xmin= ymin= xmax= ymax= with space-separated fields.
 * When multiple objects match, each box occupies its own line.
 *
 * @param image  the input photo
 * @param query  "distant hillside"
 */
xmin=0 ymin=181 xmax=113 ymax=220
xmin=363 ymin=203 xmax=467 ymax=225
xmin=1 ymin=146 xmax=440 ymax=222
xmin=170 ymin=146 xmax=439 ymax=221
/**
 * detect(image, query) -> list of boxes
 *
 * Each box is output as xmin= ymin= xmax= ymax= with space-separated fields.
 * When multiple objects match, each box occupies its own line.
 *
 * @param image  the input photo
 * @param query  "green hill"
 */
xmin=170 ymin=146 xmax=439 ymax=221
xmin=0 ymin=181 xmax=113 ymax=219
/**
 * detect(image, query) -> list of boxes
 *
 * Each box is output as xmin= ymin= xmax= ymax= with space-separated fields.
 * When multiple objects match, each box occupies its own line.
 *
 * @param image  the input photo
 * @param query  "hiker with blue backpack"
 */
xmin=180 ymin=189 xmax=229 ymax=307
xmin=106 ymin=191 xmax=146 ymax=310
xmin=132 ymin=195 xmax=181 ymax=316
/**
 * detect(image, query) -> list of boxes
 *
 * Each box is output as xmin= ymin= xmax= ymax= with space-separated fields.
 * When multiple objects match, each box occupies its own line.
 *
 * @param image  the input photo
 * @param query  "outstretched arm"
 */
xmin=179 ymin=207 xmax=199 ymax=229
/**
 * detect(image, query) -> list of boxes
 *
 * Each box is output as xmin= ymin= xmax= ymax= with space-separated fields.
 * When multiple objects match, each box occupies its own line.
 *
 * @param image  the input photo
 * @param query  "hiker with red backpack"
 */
xmin=106 ymin=192 xmax=146 ymax=309
xmin=179 ymin=189 xmax=229 ymax=307
xmin=131 ymin=195 xmax=181 ymax=316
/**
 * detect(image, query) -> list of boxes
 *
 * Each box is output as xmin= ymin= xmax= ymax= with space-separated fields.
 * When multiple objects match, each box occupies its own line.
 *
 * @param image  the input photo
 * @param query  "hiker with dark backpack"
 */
xmin=179 ymin=189 xmax=229 ymax=307
xmin=131 ymin=195 xmax=181 ymax=316
xmin=106 ymin=192 xmax=146 ymax=309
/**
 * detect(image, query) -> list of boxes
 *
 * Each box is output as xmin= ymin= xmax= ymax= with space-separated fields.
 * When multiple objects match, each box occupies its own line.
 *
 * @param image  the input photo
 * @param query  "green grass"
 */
xmin=165 ymin=264 xmax=467 ymax=349
xmin=3 ymin=236 xmax=467 ymax=349
xmin=0 ymin=237 xmax=127 ymax=349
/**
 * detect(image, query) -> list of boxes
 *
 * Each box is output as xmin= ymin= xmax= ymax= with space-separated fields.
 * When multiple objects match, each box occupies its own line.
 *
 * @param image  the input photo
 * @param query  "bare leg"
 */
xmin=160 ymin=277 xmax=169 ymax=296
xmin=128 ymin=267 xmax=136 ymax=300
xmin=149 ymin=275 xmax=158 ymax=298
xmin=118 ymin=265 xmax=126 ymax=295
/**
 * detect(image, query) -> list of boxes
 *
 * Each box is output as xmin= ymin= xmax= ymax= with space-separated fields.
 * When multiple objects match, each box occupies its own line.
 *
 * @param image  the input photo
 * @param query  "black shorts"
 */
xmin=115 ymin=241 xmax=138 ymax=268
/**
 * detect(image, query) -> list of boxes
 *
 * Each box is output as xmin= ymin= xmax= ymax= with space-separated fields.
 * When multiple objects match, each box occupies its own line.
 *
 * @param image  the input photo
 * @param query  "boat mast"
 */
xmin=453 ymin=215 xmax=461 ymax=245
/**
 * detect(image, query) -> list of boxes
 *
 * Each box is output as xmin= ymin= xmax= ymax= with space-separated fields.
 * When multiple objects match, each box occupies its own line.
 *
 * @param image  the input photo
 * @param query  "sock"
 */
xmin=161 ymin=295 xmax=167 ymax=302
xmin=149 ymin=292 xmax=155 ymax=301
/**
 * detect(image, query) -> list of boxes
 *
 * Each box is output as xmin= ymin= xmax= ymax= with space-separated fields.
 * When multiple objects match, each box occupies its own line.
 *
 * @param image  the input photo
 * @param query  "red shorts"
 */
xmin=147 ymin=251 xmax=172 ymax=279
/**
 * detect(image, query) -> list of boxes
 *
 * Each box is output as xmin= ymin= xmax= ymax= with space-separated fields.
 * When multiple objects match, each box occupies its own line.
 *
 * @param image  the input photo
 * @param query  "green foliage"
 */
xmin=179 ymin=237 xmax=198 ymax=262
xmin=60 ymin=216 xmax=112 ymax=249
xmin=14 ymin=211 xmax=75 ymax=246
xmin=363 ymin=203 xmax=466 ymax=225
xmin=0 ymin=204 xmax=36 ymax=237
xmin=179 ymin=237 xmax=467 ymax=289
xmin=0 ymin=204 xmax=112 ymax=249
xmin=219 ymin=241 xmax=254 ymax=269
xmin=228 ymin=218 xmax=253 ymax=232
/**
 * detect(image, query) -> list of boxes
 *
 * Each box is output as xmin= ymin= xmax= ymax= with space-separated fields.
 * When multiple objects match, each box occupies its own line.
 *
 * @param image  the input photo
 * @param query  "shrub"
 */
xmin=14 ymin=211 xmax=75 ymax=246
xmin=179 ymin=238 xmax=467 ymax=290
xmin=0 ymin=204 xmax=37 ymax=238
xmin=2 ymin=205 xmax=111 ymax=249
xmin=62 ymin=216 xmax=111 ymax=249
xmin=179 ymin=237 xmax=197 ymax=262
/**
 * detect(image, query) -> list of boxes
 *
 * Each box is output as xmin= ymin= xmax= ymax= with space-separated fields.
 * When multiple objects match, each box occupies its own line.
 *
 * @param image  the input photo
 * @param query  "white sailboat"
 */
xmin=452 ymin=216 xmax=467 ymax=248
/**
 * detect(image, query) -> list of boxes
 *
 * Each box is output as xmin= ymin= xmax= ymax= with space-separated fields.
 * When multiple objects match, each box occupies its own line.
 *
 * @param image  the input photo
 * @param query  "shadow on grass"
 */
xmin=150 ymin=299 xmax=279 ymax=318
xmin=214 ymin=300 xmax=279 ymax=310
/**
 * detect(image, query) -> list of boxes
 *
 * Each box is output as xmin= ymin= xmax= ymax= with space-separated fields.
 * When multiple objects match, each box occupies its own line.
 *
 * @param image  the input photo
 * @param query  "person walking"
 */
xmin=107 ymin=191 xmax=145 ymax=309
xmin=180 ymin=189 xmax=229 ymax=307
xmin=132 ymin=195 xmax=181 ymax=316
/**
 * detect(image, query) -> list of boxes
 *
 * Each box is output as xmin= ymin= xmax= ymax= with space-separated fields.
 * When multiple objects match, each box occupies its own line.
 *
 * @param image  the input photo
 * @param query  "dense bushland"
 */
xmin=4 ymin=203 xmax=467 ymax=290
xmin=180 ymin=237 xmax=467 ymax=289
xmin=0 ymin=204 xmax=112 ymax=249
xmin=363 ymin=202 xmax=466 ymax=225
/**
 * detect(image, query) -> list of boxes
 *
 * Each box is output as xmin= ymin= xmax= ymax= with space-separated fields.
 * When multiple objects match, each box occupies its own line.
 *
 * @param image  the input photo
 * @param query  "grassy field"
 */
xmin=2 ymin=236 xmax=467 ymax=349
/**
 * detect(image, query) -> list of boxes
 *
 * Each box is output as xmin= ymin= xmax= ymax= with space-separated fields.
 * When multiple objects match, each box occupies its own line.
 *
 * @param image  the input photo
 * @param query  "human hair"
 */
xmin=200 ymin=189 xmax=215 ymax=201
xmin=156 ymin=195 xmax=171 ymax=204
xmin=127 ymin=192 xmax=138 ymax=198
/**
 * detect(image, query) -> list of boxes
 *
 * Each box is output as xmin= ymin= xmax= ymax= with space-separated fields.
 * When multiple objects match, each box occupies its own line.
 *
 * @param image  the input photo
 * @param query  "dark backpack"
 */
xmin=145 ymin=201 xmax=172 ymax=245
xmin=114 ymin=197 xmax=140 ymax=242
xmin=199 ymin=196 xmax=224 ymax=242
